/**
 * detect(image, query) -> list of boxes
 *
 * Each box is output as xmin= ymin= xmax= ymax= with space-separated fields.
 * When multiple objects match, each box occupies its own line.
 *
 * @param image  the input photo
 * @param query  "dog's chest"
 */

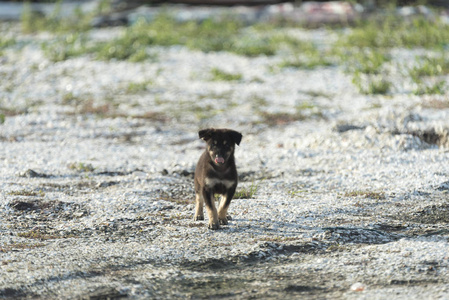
xmin=205 ymin=177 xmax=235 ymax=192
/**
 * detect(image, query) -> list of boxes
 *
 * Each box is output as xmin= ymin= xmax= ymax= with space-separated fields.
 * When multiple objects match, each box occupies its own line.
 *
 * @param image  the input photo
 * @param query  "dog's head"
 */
xmin=199 ymin=128 xmax=242 ymax=166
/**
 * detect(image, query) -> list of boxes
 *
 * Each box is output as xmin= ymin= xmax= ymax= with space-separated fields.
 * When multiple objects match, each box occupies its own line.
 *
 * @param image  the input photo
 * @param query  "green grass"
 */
xmin=41 ymin=33 xmax=89 ymax=62
xmin=34 ymin=11 xmax=328 ymax=62
xmin=235 ymin=181 xmax=260 ymax=199
xmin=210 ymin=68 xmax=243 ymax=81
xmin=408 ymin=54 xmax=449 ymax=95
xmin=0 ymin=36 xmax=16 ymax=50
xmin=279 ymin=39 xmax=334 ymax=70
xmin=352 ymin=71 xmax=391 ymax=95
xmin=413 ymin=80 xmax=447 ymax=95
xmin=409 ymin=54 xmax=449 ymax=81
xmin=126 ymin=80 xmax=153 ymax=94
xmin=13 ymin=2 xmax=449 ymax=100
xmin=342 ymin=49 xmax=390 ymax=74
xmin=338 ymin=14 xmax=449 ymax=49
xmin=279 ymin=55 xmax=333 ymax=70
xmin=68 ymin=162 xmax=95 ymax=172
xmin=21 ymin=1 xmax=96 ymax=34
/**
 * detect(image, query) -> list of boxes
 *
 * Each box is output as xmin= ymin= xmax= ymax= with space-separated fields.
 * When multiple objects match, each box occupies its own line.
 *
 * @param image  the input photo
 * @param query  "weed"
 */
xmin=18 ymin=230 xmax=60 ymax=240
xmin=289 ymin=190 xmax=307 ymax=197
xmin=339 ymin=14 xmax=449 ymax=49
xmin=210 ymin=68 xmax=243 ymax=81
xmin=37 ymin=13 xmax=314 ymax=62
xmin=21 ymin=0 xmax=95 ymax=34
xmin=408 ymin=55 xmax=449 ymax=95
xmin=0 ymin=36 xmax=16 ymax=55
xmin=68 ymin=162 xmax=95 ymax=172
xmin=352 ymin=71 xmax=391 ymax=95
xmin=126 ymin=80 xmax=153 ymax=94
xmin=278 ymin=38 xmax=334 ymax=70
xmin=41 ymin=33 xmax=89 ymax=62
xmin=413 ymin=80 xmax=447 ymax=95
xmin=7 ymin=190 xmax=45 ymax=197
xmin=235 ymin=181 xmax=261 ymax=199
xmin=279 ymin=55 xmax=333 ymax=70
xmin=342 ymin=49 xmax=390 ymax=74
xmin=344 ymin=190 xmax=386 ymax=200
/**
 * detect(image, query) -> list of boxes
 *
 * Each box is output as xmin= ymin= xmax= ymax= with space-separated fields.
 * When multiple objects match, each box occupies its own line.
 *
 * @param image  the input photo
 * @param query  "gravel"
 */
xmin=1 ymin=20 xmax=449 ymax=299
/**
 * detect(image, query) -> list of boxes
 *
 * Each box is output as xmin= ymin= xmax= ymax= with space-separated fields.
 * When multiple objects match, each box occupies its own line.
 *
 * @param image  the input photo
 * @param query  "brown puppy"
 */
xmin=194 ymin=128 xmax=242 ymax=229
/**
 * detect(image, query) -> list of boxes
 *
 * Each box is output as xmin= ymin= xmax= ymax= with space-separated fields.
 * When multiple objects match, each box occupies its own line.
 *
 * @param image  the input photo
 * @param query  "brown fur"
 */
xmin=194 ymin=128 xmax=242 ymax=229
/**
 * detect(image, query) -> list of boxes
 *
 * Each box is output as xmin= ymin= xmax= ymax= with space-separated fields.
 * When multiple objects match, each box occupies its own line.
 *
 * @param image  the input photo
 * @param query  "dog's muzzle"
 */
xmin=215 ymin=156 xmax=225 ymax=164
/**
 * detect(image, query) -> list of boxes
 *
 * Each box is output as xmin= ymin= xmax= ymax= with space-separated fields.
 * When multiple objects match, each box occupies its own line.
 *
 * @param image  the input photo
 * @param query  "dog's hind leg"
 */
xmin=194 ymin=192 xmax=204 ymax=221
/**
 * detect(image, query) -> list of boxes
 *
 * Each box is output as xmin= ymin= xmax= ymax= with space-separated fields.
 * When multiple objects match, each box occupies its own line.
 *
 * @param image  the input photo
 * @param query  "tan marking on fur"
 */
xmin=218 ymin=196 xmax=229 ymax=224
xmin=205 ymin=200 xmax=219 ymax=229
xmin=194 ymin=193 xmax=204 ymax=220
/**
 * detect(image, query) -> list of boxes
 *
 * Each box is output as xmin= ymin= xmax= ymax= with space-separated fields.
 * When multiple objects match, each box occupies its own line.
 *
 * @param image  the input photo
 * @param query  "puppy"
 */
xmin=194 ymin=128 xmax=242 ymax=229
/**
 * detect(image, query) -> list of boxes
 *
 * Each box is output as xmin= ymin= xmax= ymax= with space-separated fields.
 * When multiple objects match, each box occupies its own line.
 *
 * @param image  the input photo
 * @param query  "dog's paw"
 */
xmin=219 ymin=218 xmax=228 ymax=225
xmin=208 ymin=221 xmax=220 ymax=230
xmin=226 ymin=215 xmax=232 ymax=221
xmin=194 ymin=215 xmax=204 ymax=221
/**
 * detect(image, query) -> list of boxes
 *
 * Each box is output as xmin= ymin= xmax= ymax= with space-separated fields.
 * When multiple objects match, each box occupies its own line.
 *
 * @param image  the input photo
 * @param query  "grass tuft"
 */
xmin=344 ymin=190 xmax=386 ymax=200
xmin=68 ymin=162 xmax=95 ymax=172
xmin=234 ymin=181 xmax=261 ymax=199
xmin=210 ymin=68 xmax=243 ymax=81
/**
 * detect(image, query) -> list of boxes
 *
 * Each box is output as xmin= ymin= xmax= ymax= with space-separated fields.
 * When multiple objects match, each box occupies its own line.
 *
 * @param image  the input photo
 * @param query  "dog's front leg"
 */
xmin=194 ymin=192 xmax=204 ymax=221
xmin=218 ymin=186 xmax=236 ymax=225
xmin=203 ymin=188 xmax=219 ymax=229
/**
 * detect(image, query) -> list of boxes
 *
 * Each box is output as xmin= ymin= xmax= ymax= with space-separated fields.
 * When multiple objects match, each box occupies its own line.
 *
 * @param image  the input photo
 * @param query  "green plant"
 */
xmin=352 ymin=71 xmax=391 ymax=95
xmin=279 ymin=55 xmax=333 ymax=70
xmin=38 ymin=13 xmax=319 ymax=62
xmin=41 ymin=33 xmax=89 ymax=62
xmin=413 ymin=80 xmax=447 ymax=95
xmin=289 ymin=190 xmax=307 ymax=197
xmin=68 ymin=162 xmax=95 ymax=172
xmin=21 ymin=0 xmax=94 ymax=34
xmin=0 ymin=36 xmax=16 ymax=51
xmin=409 ymin=54 xmax=449 ymax=84
xmin=344 ymin=49 xmax=390 ymax=74
xmin=338 ymin=14 xmax=449 ymax=49
xmin=126 ymin=80 xmax=153 ymax=94
xmin=234 ymin=181 xmax=261 ymax=199
xmin=210 ymin=68 xmax=243 ymax=81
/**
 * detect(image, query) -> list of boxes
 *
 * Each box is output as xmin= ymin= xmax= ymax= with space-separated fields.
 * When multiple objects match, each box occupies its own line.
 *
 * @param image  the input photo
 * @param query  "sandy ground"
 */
xmin=1 ymin=20 xmax=449 ymax=299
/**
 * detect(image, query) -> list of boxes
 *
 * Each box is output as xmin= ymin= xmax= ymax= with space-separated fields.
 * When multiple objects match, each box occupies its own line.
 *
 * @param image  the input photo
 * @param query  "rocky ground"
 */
xmin=1 ymin=11 xmax=449 ymax=299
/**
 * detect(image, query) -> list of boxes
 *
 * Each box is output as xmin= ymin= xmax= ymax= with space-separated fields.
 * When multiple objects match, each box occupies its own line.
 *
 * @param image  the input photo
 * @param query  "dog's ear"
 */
xmin=198 ymin=128 xmax=214 ymax=141
xmin=229 ymin=130 xmax=242 ymax=146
